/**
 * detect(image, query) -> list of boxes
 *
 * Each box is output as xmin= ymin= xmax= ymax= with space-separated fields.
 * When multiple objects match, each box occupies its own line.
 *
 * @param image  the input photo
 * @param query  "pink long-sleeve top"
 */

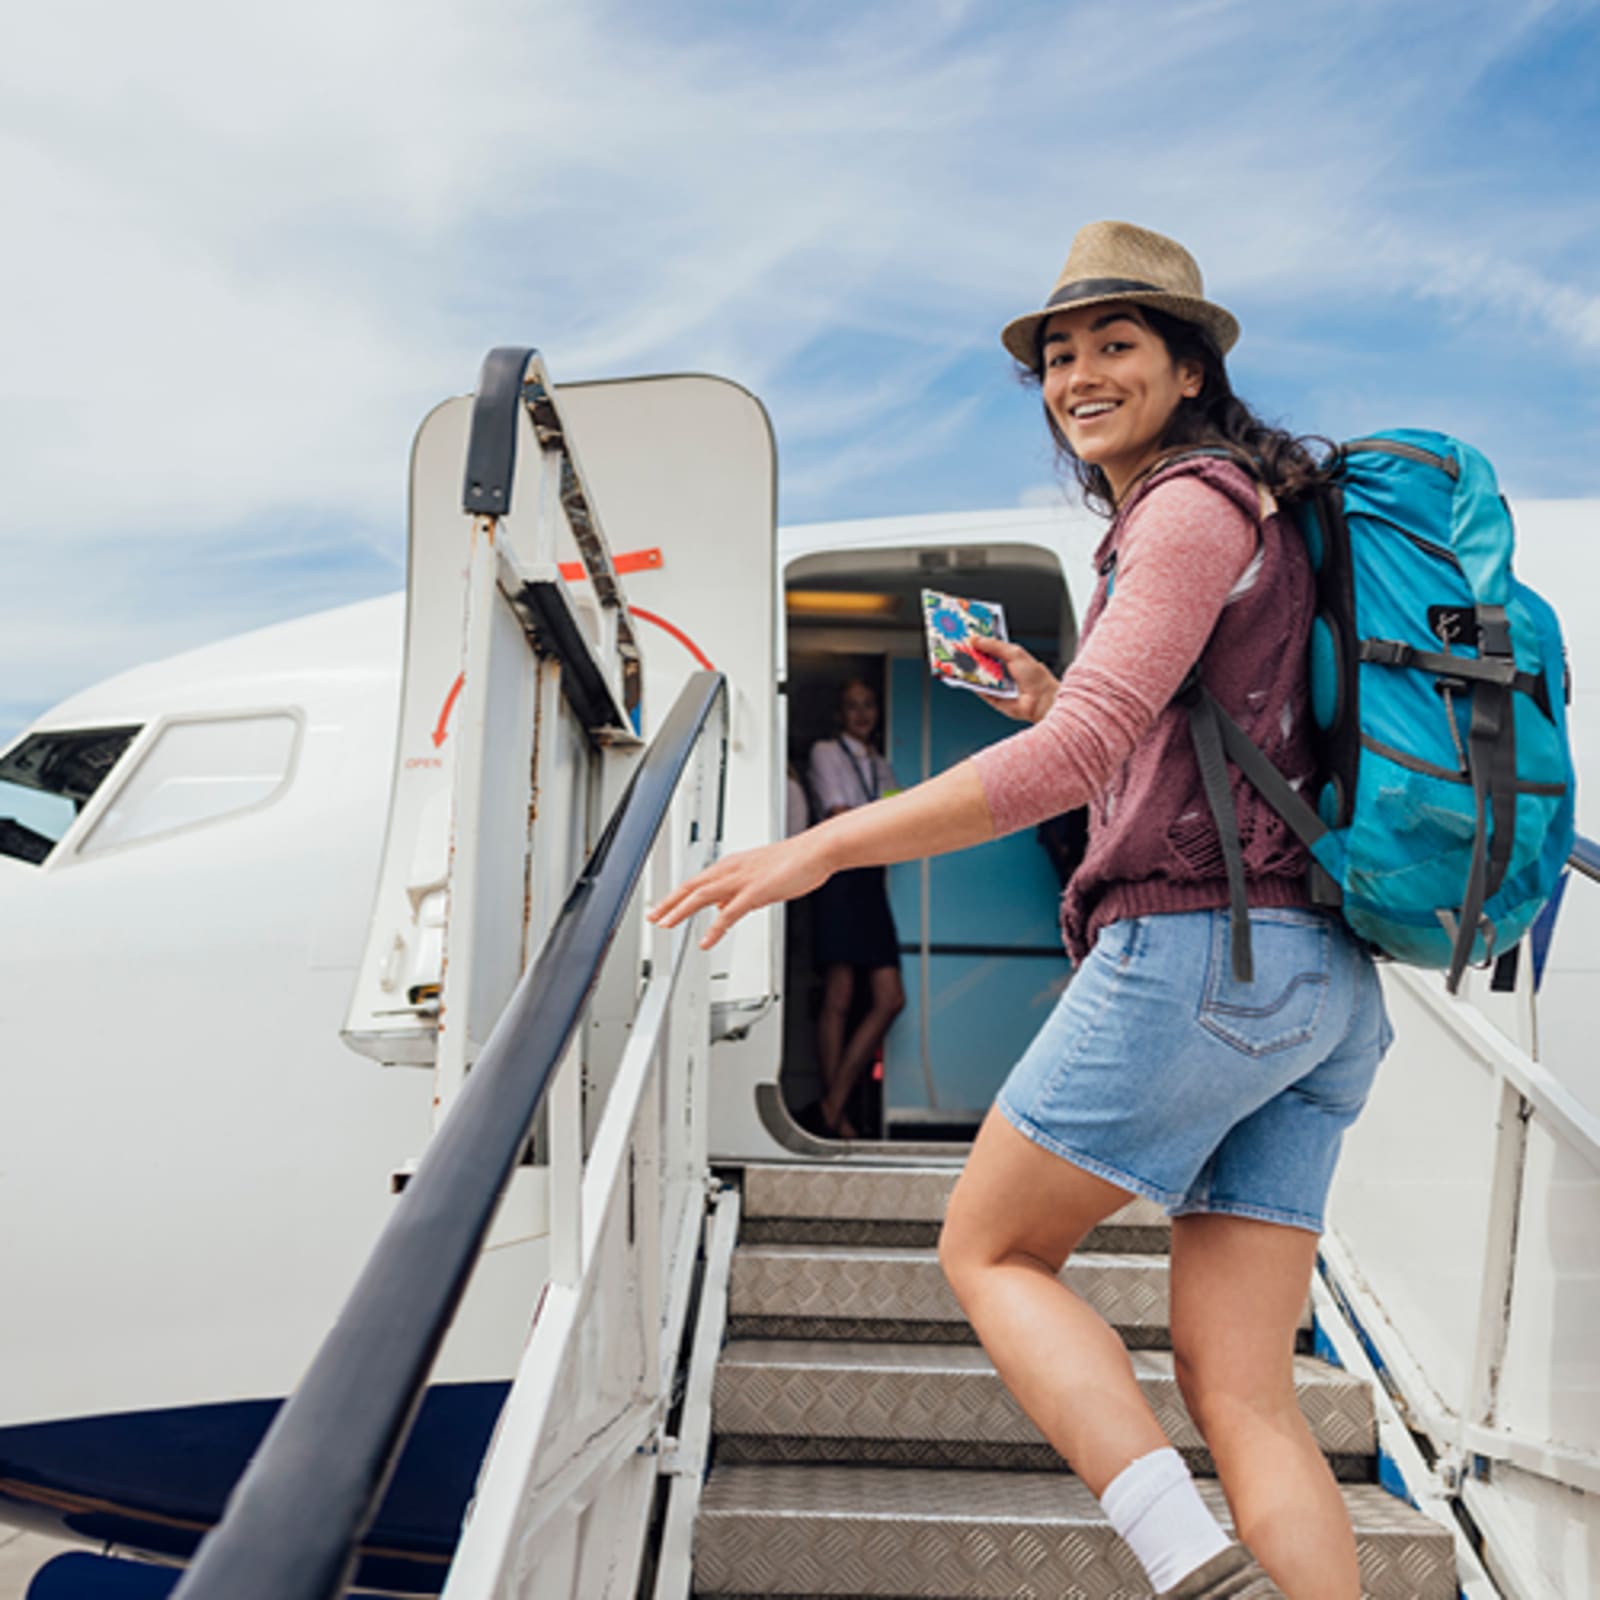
xmin=971 ymin=456 xmax=1317 ymax=961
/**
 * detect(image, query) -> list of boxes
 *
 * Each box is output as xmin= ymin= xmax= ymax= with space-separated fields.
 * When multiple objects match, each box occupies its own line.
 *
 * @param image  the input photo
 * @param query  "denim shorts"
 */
xmin=995 ymin=908 xmax=1392 ymax=1233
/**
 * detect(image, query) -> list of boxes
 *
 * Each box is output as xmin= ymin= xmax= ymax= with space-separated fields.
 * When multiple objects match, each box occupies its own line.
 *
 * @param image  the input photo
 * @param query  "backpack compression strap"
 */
xmin=1441 ymin=604 xmax=1520 ymax=993
xmin=1197 ymin=615 xmax=1523 ymax=992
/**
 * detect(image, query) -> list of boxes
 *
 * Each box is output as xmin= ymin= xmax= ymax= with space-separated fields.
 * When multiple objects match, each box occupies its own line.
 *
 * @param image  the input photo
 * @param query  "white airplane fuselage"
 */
xmin=3 ymin=452 xmax=1598 ymax=1586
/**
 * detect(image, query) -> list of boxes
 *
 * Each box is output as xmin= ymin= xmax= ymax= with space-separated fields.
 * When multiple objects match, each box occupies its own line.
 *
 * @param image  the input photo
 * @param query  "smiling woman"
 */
xmin=649 ymin=220 xmax=1383 ymax=1600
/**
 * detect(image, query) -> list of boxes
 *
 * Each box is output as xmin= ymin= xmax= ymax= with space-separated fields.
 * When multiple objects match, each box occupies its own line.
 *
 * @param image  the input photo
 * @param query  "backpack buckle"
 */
xmin=1360 ymin=638 xmax=1414 ymax=668
xmin=1478 ymin=605 xmax=1512 ymax=657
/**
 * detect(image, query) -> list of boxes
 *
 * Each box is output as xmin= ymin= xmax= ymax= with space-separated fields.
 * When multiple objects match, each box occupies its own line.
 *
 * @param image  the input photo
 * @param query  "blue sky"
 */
xmin=4 ymin=0 xmax=1599 ymax=744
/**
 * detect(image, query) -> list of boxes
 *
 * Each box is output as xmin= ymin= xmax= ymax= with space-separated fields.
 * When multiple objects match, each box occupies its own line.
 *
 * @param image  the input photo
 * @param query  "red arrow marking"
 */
xmin=631 ymin=607 xmax=714 ymax=671
xmin=433 ymin=673 xmax=465 ymax=748
xmin=427 ymin=601 xmax=707 ymax=750
xmin=559 ymin=546 xmax=663 ymax=582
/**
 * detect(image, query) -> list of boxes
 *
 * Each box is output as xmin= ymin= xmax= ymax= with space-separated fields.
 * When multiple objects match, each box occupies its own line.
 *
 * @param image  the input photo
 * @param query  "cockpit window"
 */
xmin=0 ymin=726 xmax=142 ymax=865
xmin=77 ymin=713 xmax=299 ymax=856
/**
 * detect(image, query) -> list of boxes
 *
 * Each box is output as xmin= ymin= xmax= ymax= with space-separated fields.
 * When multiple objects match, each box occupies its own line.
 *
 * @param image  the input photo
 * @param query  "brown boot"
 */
xmin=1157 ymin=1542 xmax=1286 ymax=1599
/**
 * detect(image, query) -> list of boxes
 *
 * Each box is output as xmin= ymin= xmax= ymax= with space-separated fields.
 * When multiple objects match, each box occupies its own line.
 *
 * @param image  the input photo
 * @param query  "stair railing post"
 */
xmin=432 ymin=509 xmax=503 ymax=1127
xmin=548 ymin=1035 xmax=585 ymax=1289
xmin=1463 ymin=1073 xmax=1531 ymax=1445
xmin=678 ymin=701 xmax=722 ymax=1183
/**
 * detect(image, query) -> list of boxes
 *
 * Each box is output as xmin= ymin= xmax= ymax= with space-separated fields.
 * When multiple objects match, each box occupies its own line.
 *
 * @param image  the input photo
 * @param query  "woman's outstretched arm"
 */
xmin=647 ymin=758 xmax=994 ymax=949
xmin=652 ymin=468 xmax=1256 ymax=951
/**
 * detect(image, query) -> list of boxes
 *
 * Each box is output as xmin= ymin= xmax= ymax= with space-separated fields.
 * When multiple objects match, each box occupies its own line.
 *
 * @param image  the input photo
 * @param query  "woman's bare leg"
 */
xmin=819 ymin=964 xmax=904 ymax=1135
xmin=1169 ymin=1215 xmax=1360 ymax=1599
xmin=815 ymin=963 xmax=855 ymax=1135
xmin=939 ymin=1106 xmax=1171 ymax=1492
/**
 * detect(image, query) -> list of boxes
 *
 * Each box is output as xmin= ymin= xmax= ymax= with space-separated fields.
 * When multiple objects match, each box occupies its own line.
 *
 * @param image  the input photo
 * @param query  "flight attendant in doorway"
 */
xmin=805 ymin=678 xmax=905 ymax=1140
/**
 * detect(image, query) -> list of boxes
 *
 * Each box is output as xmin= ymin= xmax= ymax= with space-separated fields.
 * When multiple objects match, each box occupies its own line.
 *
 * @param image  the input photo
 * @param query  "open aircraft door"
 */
xmin=344 ymin=368 xmax=778 ymax=1085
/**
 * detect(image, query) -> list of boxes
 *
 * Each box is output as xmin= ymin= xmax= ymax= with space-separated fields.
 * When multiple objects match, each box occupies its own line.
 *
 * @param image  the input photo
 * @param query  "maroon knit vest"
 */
xmin=1060 ymin=457 xmax=1318 ymax=963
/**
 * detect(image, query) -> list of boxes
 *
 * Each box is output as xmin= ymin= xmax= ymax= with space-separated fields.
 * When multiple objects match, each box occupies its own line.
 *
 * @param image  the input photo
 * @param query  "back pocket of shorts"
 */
xmin=1198 ymin=912 xmax=1332 ymax=1056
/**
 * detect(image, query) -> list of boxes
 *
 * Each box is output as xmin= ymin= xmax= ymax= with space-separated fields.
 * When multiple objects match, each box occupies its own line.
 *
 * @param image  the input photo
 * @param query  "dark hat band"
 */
xmin=1045 ymin=276 xmax=1165 ymax=309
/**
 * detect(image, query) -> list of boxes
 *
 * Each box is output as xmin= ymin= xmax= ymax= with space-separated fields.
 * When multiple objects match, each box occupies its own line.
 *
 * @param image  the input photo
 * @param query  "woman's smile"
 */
xmin=1066 ymin=398 xmax=1122 ymax=427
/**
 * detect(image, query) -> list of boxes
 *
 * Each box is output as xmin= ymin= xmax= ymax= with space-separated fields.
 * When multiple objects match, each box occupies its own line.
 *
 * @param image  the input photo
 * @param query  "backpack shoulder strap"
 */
xmin=1119 ymin=445 xmax=1258 ymax=509
xmin=1180 ymin=678 xmax=1336 ymax=983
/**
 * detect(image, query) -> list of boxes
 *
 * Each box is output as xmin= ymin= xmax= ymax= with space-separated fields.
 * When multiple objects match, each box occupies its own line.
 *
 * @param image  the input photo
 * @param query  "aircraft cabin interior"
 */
xmin=780 ymin=539 xmax=1077 ymax=1144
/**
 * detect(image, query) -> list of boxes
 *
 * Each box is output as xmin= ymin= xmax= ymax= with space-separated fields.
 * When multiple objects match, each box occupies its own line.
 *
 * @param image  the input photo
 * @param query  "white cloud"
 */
xmin=3 ymin=0 xmax=1586 ymax=536
xmin=1417 ymin=251 xmax=1600 ymax=352
xmin=782 ymin=392 xmax=988 ymax=505
xmin=1019 ymin=482 xmax=1068 ymax=511
xmin=3 ymin=0 xmax=1597 ymax=738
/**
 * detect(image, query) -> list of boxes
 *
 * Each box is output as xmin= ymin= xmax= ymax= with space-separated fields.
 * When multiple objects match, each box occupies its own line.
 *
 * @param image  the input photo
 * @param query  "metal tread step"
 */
xmin=692 ymin=1465 xmax=1455 ymax=1598
xmin=712 ymin=1340 xmax=1374 ymax=1475
xmin=742 ymin=1165 xmax=1168 ymax=1230
xmin=738 ymin=1214 xmax=1171 ymax=1253
xmin=728 ymin=1244 xmax=1311 ymax=1348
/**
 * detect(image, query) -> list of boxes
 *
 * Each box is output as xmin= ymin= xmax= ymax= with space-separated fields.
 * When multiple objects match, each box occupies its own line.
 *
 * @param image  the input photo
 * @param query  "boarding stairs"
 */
xmin=687 ymin=1162 xmax=1455 ymax=1598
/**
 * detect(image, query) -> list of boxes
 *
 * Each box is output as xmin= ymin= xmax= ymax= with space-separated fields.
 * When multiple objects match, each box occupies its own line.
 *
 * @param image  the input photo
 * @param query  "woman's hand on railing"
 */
xmin=652 ymin=759 xmax=998 ymax=949
xmin=969 ymin=638 xmax=1059 ymax=723
xmin=648 ymin=833 xmax=833 ymax=950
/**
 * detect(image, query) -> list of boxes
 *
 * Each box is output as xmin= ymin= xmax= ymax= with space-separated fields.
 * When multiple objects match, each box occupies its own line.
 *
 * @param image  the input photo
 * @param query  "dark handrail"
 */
xmin=1569 ymin=836 xmax=1600 ymax=885
xmin=173 ymin=670 xmax=727 ymax=1600
xmin=462 ymin=346 xmax=536 ymax=515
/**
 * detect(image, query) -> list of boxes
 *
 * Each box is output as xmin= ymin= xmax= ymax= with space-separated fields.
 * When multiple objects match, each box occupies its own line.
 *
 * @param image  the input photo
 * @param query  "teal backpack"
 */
xmin=1183 ymin=431 xmax=1576 ymax=992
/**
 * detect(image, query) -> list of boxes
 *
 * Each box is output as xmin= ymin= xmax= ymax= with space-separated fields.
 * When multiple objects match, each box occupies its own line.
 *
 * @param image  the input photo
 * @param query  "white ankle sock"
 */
xmin=1099 ymin=1446 xmax=1232 ymax=1592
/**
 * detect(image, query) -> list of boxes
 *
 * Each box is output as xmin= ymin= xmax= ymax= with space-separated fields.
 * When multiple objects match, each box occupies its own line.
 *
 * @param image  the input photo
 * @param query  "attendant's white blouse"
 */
xmin=807 ymin=734 xmax=898 ymax=817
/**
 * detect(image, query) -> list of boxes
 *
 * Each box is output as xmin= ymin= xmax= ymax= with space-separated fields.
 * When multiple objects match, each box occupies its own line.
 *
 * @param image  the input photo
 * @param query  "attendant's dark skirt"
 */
xmin=812 ymin=866 xmax=901 ymax=970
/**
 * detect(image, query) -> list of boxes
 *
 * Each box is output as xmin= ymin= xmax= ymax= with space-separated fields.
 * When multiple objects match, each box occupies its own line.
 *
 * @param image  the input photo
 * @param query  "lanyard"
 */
xmin=839 ymin=739 xmax=878 ymax=804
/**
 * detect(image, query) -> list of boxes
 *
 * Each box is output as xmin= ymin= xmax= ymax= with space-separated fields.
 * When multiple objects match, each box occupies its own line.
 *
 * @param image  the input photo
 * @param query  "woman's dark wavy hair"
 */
xmin=1024 ymin=303 xmax=1333 ymax=517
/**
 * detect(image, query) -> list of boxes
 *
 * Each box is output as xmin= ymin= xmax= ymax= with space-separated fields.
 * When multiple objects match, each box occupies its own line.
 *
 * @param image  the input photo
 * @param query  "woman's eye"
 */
xmin=1103 ymin=340 xmax=1130 ymax=354
xmin=1046 ymin=350 xmax=1072 ymax=368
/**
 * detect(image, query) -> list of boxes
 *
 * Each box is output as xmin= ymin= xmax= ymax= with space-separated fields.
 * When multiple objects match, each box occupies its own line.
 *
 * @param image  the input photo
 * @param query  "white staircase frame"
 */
xmin=444 ymin=716 xmax=732 ymax=1600
xmin=402 ymin=351 xmax=738 ymax=1598
xmin=1321 ymin=955 xmax=1600 ymax=1600
xmin=439 ymin=698 xmax=732 ymax=1600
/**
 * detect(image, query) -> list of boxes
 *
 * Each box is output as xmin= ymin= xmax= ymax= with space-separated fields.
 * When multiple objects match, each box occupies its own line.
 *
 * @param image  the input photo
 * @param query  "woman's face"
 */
xmin=840 ymin=683 xmax=878 ymax=742
xmin=1040 ymin=304 xmax=1202 ymax=501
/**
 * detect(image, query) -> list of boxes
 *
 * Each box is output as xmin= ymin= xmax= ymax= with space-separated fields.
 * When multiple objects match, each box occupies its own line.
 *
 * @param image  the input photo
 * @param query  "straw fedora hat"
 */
xmin=1000 ymin=221 xmax=1239 ymax=367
